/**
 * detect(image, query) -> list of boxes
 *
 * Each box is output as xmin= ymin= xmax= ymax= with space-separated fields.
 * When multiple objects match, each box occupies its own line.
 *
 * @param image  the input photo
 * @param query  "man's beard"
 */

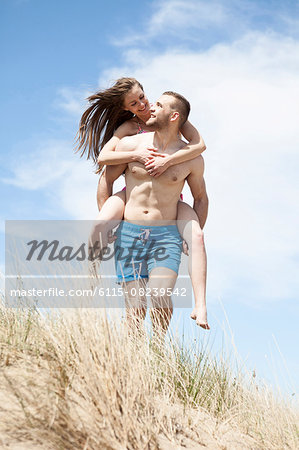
xmin=145 ymin=115 xmax=169 ymax=131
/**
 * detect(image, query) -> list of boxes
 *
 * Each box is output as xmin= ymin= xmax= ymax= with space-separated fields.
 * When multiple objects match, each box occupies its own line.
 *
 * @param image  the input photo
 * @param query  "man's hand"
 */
xmin=145 ymin=154 xmax=170 ymax=177
xmin=135 ymin=146 xmax=166 ymax=165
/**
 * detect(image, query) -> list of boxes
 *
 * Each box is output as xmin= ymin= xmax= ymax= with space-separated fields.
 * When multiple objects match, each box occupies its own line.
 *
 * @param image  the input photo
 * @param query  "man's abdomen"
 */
xmin=124 ymin=202 xmax=178 ymax=225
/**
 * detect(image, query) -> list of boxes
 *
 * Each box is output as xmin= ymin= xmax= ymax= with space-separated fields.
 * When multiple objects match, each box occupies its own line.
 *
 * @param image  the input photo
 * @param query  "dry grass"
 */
xmin=0 ymin=302 xmax=298 ymax=449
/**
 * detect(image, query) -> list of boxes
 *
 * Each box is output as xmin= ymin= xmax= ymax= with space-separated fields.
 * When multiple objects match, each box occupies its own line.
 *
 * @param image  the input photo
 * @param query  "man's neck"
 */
xmin=153 ymin=129 xmax=180 ymax=152
xmin=137 ymin=111 xmax=151 ymax=123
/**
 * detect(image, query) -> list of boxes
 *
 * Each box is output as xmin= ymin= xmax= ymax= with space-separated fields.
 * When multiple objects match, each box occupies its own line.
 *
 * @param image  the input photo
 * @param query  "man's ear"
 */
xmin=170 ymin=111 xmax=180 ymax=122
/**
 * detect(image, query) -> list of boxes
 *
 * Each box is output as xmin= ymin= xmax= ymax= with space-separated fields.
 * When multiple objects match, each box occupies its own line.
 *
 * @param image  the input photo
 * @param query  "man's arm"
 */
xmin=97 ymin=165 xmax=127 ymax=210
xmin=186 ymin=156 xmax=209 ymax=229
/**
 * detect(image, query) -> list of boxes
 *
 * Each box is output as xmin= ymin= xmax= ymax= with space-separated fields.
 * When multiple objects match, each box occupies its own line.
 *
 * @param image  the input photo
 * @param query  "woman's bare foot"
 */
xmin=190 ymin=307 xmax=210 ymax=330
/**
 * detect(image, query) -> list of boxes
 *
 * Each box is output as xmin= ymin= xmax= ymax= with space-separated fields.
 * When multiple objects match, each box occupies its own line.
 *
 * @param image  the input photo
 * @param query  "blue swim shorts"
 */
xmin=114 ymin=221 xmax=182 ymax=282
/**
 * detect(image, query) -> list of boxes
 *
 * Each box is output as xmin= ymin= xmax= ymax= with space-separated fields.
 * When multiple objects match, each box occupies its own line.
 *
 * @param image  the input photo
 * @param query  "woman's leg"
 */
xmin=176 ymin=201 xmax=209 ymax=329
xmin=89 ymin=190 xmax=125 ymax=262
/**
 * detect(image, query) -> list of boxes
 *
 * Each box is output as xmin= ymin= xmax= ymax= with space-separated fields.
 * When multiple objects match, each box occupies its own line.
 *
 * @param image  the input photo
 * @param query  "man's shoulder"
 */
xmin=123 ymin=131 xmax=154 ymax=144
xmin=176 ymin=139 xmax=204 ymax=166
xmin=116 ymin=134 xmax=136 ymax=152
xmin=192 ymin=154 xmax=204 ymax=164
xmin=188 ymin=154 xmax=205 ymax=174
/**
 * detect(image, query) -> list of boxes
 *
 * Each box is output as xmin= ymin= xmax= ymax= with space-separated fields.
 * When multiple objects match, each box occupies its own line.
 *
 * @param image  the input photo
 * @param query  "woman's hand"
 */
xmin=135 ymin=146 xmax=166 ymax=165
xmin=145 ymin=154 xmax=170 ymax=177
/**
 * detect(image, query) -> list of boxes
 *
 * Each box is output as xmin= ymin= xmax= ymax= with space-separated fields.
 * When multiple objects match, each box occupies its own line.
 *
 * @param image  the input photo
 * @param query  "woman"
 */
xmin=77 ymin=77 xmax=209 ymax=329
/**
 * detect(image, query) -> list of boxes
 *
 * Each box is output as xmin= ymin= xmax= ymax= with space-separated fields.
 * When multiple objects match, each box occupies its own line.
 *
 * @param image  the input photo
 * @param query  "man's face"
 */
xmin=145 ymin=95 xmax=174 ymax=130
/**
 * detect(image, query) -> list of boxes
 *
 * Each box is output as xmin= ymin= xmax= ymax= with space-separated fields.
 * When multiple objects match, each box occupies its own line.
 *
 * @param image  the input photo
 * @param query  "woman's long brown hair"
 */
xmin=76 ymin=77 xmax=143 ymax=164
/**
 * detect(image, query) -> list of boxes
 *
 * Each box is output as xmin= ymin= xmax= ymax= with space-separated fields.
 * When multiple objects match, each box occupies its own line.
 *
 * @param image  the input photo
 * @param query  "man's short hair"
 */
xmin=162 ymin=91 xmax=190 ymax=126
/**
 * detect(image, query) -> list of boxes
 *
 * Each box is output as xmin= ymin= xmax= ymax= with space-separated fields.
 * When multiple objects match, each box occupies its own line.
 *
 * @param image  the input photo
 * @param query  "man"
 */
xmin=101 ymin=91 xmax=209 ymax=336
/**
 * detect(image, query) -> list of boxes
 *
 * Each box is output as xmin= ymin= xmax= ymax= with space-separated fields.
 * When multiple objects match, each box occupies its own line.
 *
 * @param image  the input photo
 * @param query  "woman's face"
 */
xmin=123 ymin=84 xmax=150 ymax=118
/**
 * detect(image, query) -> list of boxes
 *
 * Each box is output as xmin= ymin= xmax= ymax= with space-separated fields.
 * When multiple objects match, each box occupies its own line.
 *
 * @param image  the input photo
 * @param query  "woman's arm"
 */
xmin=97 ymin=121 xmax=162 ymax=166
xmin=177 ymin=120 xmax=206 ymax=162
xmin=97 ymin=121 xmax=137 ymax=166
xmin=145 ymin=121 xmax=206 ymax=177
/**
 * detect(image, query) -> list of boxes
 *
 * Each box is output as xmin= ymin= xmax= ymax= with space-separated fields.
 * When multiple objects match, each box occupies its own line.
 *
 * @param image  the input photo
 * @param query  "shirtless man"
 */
xmin=106 ymin=91 xmax=209 ymax=335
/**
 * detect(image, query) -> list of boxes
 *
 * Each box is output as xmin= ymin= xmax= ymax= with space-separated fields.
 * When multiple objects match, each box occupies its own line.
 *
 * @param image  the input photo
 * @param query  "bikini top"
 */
xmin=136 ymin=121 xmax=147 ymax=134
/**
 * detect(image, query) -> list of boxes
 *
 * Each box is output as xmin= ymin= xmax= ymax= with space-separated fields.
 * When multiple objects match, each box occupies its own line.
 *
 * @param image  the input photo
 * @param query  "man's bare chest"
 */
xmin=127 ymin=160 xmax=190 ymax=184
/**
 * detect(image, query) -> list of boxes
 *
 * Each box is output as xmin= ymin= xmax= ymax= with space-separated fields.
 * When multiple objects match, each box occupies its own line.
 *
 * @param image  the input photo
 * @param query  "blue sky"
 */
xmin=1 ymin=0 xmax=299 ymax=396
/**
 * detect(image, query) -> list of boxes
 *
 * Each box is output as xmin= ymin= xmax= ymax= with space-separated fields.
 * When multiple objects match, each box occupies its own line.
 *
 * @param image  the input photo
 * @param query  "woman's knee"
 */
xmin=114 ymin=189 xmax=126 ymax=203
xmin=98 ymin=193 xmax=125 ymax=222
xmin=177 ymin=201 xmax=198 ymax=222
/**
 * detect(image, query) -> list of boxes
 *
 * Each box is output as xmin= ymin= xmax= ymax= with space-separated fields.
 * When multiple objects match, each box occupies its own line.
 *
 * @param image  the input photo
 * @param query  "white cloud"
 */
xmin=58 ymin=160 xmax=104 ymax=219
xmin=2 ymin=141 xmax=74 ymax=190
xmin=281 ymin=16 xmax=299 ymax=37
xmin=149 ymin=0 xmax=227 ymax=31
xmin=56 ymin=87 xmax=94 ymax=116
xmin=111 ymin=0 xmax=297 ymax=48
xmin=1 ymin=139 xmax=99 ymax=219
xmin=112 ymin=0 xmax=229 ymax=46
